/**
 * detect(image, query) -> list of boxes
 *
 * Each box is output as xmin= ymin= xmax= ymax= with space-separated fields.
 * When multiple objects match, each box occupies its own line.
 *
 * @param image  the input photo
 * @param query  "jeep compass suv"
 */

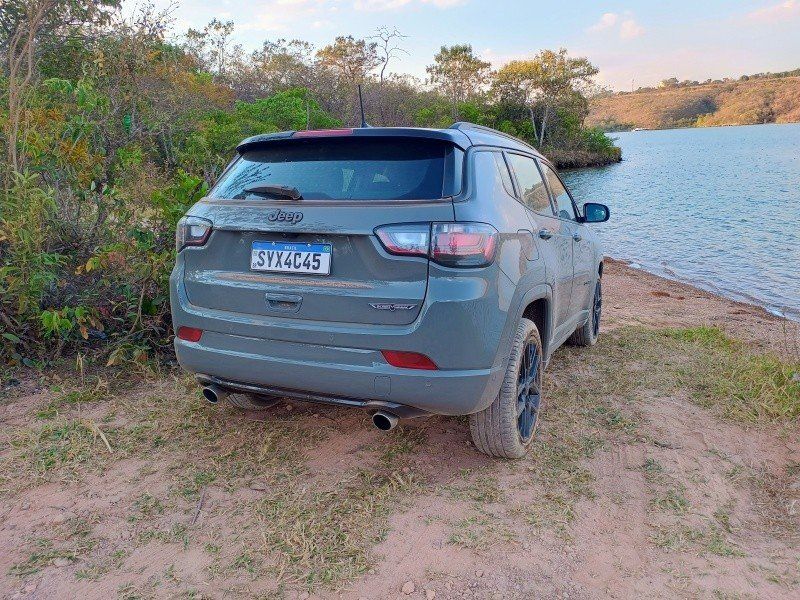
xmin=170 ymin=123 xmax=609 ymax=458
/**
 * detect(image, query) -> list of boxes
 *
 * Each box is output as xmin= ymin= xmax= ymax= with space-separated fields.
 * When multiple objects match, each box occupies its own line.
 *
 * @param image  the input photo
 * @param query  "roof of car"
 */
xmin=236 ymin=122 xmax=545 ymax=159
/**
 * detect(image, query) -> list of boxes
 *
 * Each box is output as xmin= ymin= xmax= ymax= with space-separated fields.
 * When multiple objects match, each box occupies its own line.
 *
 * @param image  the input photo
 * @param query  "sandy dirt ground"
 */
xmin=1 ymin=259 xmax=798 ymax=600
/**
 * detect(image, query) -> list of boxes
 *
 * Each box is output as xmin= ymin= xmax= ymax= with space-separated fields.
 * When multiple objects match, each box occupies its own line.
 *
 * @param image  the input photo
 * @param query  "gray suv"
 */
xmin=170 ymin=123 xmax=609 ymax=458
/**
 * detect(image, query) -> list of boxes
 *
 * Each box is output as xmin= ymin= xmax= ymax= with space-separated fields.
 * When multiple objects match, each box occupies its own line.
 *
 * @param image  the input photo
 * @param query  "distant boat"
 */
xmin=632 ymin=127 xmax=647 ymax=131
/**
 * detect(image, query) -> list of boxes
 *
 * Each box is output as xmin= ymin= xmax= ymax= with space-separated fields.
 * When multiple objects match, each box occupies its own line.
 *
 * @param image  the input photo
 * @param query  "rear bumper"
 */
xmin=170 ymin=259 xmax=516 ymax=416
xmin=175 ymin=332 xmax=504 ymax=416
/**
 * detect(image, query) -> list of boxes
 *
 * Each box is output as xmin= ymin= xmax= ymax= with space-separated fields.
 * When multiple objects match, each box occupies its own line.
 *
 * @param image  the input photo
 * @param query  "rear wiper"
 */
xmin=242 ymin=183 xmax=303 ymax=200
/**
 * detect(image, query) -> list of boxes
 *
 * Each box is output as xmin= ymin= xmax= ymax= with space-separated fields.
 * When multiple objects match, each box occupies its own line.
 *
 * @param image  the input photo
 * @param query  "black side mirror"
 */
xmin=582 ymin=202 xmax=610 ymax=223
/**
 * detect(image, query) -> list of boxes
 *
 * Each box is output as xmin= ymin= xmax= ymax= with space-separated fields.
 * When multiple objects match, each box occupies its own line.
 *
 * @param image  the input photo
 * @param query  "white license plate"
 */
xmin=250 ymin=241 xmax=331 ymax=275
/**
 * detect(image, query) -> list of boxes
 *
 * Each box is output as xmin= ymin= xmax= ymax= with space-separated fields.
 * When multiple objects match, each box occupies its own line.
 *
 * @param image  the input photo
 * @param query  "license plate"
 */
xmin=250 ymin=241 xmax=331 ymax=275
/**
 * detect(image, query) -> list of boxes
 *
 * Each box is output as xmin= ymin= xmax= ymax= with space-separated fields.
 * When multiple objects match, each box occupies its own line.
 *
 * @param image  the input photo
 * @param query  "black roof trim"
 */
xmin=449 ymin=122 xmax=544 ymax=157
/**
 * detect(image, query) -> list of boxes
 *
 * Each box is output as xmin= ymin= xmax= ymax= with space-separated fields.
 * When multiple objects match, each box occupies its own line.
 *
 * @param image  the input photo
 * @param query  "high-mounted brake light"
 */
xmin=381 ymin=350 xmax=438 ymax=370
xmin=177 ymin=326 xmax=203 ymax=342
xmin=176 ymin=216 xmax=213 ymax=252
xmin=293 ymin=129 xmax=354 ymax=138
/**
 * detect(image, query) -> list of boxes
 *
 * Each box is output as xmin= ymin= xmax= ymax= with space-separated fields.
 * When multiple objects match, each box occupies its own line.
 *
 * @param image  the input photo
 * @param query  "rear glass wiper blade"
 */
xmin=241 ymin=183 xmax=303 ymax=200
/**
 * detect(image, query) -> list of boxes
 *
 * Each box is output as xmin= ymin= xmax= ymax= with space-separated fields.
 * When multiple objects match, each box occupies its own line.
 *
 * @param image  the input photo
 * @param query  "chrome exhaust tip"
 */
xmin=372 ymin=411 xmax=399 ymax=431
xmin=202 ymin=384 xmax=227 ymax=404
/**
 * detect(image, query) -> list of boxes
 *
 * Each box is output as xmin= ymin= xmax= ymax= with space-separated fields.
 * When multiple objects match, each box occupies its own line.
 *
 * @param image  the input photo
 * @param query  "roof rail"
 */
xmin=449 ymin=121 xmax=539 ymax=153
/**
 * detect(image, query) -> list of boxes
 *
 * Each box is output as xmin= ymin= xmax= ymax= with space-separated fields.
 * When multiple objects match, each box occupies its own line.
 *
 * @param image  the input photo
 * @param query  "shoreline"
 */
xmin=607 ymin=257 xmax=800 ymax=323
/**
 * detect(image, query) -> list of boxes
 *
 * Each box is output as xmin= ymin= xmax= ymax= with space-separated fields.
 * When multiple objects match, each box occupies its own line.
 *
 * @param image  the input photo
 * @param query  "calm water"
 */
xmin=562 ymin=124 xmax=800 ymax=321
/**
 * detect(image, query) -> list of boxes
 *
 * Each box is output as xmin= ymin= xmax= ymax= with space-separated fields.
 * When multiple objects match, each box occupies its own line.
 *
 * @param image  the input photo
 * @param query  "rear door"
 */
xmin=505 ymin=152 xmax=574 ymax=331
xmin=181 ymin=136 xmax=459 ymax=326
xmin=539 ymin=161 xmax=594 ymax=319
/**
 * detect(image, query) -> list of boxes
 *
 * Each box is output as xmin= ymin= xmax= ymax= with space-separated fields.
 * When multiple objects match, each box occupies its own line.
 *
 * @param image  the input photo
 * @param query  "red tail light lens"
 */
xmin=431 ymin=223 xmax=498 ymax=267
xmin=177 ymin=326 xmax=203 ymax=342
xmin=374 ymin=224 xmax=430 ymax=257
xmin=381 ymin=350 xmax=438 ymax=370
xmin=176 ymin=216 xmax=212 ymax=252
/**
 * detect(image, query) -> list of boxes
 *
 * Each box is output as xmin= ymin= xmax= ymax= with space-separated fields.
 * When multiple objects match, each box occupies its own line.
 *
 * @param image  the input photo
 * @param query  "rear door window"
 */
xmin=540 ymin=162 xmax=577 ymax=221
xmin=211 ymin=138 xmax=457 ymax=201
xmin=505 ymin=153 xmax=554 ymax=214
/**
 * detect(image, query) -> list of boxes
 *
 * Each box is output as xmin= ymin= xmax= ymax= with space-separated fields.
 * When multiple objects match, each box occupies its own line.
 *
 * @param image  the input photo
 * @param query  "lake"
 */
xmin=562 ymin=123 xmax=800 ymax=322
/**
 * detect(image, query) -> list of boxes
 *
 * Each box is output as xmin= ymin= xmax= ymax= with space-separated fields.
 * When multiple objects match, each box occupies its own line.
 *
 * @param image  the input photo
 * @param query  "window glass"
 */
xmin=492 ymin=152 xmax=515 ymax=197
xmin=506 ymin=153 xmax=553 ymax=214
xmin=541 ymin=162 xmax=576 ymax=220
xmin=211 ymin=138 xmax=450 ymax=201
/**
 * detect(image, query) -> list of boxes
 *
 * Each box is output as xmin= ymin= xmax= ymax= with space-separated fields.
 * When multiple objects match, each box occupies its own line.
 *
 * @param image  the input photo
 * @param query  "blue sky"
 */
xmin=131 ymin=0 xmax=800 ymax=90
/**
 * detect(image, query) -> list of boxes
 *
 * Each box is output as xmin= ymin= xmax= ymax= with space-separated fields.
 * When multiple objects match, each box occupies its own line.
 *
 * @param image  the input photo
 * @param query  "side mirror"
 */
xmin=582 ymin=202 xmax=610 ymax=223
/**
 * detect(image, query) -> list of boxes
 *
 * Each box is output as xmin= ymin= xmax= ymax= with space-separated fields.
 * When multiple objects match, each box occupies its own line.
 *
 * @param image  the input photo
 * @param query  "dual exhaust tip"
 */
xmin=201 ymin=385 xmax=399 ymax=431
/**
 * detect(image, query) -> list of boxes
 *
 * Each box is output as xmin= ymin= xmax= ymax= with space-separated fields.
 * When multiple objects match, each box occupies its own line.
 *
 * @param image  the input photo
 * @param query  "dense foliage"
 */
xmin=0 ymin=1 xmax=619 ymax=367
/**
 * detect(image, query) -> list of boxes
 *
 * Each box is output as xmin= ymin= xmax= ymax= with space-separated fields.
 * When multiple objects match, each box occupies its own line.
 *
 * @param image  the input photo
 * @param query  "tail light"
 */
xmin=381 ymin=350 xmax=438 ymax=370
xmin=374 ymin=222 xmax=498 ymax=267
xmin=374 ymin=224 xmax=430 ymax=257
xmin=431 ymin=223 xmax=497 ymax=267
xmin=176 ymin=216 xmax=213 ymax=252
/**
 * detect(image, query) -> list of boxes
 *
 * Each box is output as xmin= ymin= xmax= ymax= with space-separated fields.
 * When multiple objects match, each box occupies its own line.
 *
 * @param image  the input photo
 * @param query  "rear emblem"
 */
xmin=370 ymin=303 xmax=417 ymax=311
xmin=267 ymin=209 xmax=303 ymax=224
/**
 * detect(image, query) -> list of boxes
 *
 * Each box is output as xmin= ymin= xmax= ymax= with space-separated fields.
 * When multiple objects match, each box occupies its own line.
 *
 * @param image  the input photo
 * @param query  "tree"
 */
xmin=184 ymin=19 xmax=236 ymax=77
xmin=493 ymin=49 xmax=598 ymax=146
xmin=316 ymin=35 xmax=380 ymax=84
xmin=370 ymin=27 xmax=407 ymax=85
xmin=426 ymin=44 xmax=491 ymax=121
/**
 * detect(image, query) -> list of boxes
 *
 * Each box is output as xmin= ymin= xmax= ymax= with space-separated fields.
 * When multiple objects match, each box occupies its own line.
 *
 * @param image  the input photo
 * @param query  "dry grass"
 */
xmin=1 ymin=324 xmax=798 ymax=596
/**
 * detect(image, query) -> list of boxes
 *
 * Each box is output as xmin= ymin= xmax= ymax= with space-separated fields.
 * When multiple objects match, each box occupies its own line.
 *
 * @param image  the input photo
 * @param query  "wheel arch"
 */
xmin=519 ymin=288 xmax=553 ymax=363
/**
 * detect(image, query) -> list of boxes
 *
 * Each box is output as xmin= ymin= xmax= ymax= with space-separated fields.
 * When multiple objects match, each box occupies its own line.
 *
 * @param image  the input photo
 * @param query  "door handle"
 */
xmin=572 ymin=232 xmax=582 ymax=242
xmin=538 ymin=228 xmax=553 ymax=240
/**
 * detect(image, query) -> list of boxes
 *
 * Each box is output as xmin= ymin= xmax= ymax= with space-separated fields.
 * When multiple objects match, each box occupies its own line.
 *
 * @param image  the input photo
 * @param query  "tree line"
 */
xmin=0 ymin=0 xmax=619 ymax=367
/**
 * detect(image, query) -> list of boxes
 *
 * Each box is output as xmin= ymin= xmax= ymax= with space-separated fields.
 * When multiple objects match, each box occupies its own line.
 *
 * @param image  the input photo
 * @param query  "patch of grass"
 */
xmin=705 ymin=528 xmax=745 ymax=557
xmin=650 ymin=525 xmax=705 ymax=550
xmin=651 ymin=487 xmax=690 ymax=514
xmin=446 ymin=474 xmax=505 ymax=503
xmin=35 ymin=385 xmax=107 ymax=419
xmin=254 ymin=467 xmax=421 ymax=586
xmin=447 ymin=513 xmax=515 ymax=551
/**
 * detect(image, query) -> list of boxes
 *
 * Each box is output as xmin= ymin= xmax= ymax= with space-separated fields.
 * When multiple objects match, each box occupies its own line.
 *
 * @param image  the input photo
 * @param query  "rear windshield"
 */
xmin=210 ymin=138 xmax=460 ymax=201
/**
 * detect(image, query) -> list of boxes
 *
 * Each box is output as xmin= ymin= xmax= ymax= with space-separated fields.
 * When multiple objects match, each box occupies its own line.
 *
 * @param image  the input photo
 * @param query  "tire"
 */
xmin=568 ymin=278 xmax=602 ymax=347
xmin=469 ymin=318 xmax=544 ymax=459
xmin=225 ymin=393 xmax=282 ymax=411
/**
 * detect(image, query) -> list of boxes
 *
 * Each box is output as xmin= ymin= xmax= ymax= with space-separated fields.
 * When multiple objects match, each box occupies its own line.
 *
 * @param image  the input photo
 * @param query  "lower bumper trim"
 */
xmin=196 ymin=374 xmax=432 ymax=419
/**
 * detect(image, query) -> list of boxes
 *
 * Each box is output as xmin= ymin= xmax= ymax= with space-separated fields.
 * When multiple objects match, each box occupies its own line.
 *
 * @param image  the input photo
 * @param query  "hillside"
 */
xmin=588 ymin=76 xmax=800 ymax=130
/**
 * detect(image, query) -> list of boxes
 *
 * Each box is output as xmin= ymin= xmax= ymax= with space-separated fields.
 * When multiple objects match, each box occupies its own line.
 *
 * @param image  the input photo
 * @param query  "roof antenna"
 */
xmin=357 ymin=84 xmax=369 ymax=128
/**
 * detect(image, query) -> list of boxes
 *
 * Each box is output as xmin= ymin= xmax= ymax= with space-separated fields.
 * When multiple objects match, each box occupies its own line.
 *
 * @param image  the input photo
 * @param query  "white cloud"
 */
xmin=588 ymin=13 xmax=619 ymax=32
xmin=745 ymin=0 xmax=800 ymax=22
xmin=587 ymin=11 xmax=643 ymax=40
xmin=353 ymin=0 xmax=465 ymax=11
xmin=619 ymin=18 xmax=644 ymax=39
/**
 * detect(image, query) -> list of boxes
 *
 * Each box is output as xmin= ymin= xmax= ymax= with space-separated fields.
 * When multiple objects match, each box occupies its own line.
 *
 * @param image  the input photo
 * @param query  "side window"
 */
xmin=540 ymin=162 xmax=576 ymax=221
xmin=492 ymin=152 xmax=516 ymax=197
xmin=506 ymin=153 xmax=553 ymax=214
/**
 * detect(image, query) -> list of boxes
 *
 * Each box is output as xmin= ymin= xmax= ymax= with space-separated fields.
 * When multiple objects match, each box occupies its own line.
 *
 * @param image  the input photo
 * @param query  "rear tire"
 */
xmin=568 ymin=278 xmax=602 ymax=347
xmin=469 ymin=318 xmax=543 ymax=459
xmin=226 ymin=393 xmax=282 ymax=411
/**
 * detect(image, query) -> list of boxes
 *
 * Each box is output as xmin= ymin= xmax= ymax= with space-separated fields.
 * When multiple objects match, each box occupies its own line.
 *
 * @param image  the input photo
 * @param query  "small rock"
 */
xmin=23 ymin=581 xmax=38 ymax=593
xmin=298 ymin=592 xmax=310 ymax=600
xmin=475 ymin=569 xmax=484 ymax=578
xmin=20 ymin=502 xmax=30 ymax=511
xmin=249 ymin=481 xmax=268 ymax=491
xmin=53 ymin=557 xmax=71 ymax=568
xmin=445 ymin=581 xmax=453 ymax=590
xmin=425 ymin=589 xmax=436 ymax=599
xmin=285 ymin=404 xmax=293 ymax=411
xmin=792 ymin=372 xmax=800 ymax=383
xmin=401 ymin=580 xmax=415 ymax=595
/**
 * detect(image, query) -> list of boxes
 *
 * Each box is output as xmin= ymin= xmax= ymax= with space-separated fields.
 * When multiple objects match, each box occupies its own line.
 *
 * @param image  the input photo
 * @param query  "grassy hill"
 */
xmin=588 ymin=76 xmax=800 ymax=130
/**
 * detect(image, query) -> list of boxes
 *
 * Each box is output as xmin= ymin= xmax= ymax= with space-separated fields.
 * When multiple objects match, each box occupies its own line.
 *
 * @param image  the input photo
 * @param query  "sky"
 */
xmin=126 ymin=0 xmax=800 ymax=90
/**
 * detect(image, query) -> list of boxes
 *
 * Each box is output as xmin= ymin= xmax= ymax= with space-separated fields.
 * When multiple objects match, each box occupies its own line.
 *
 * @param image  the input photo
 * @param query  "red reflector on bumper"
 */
xmin=177 ymin=326 xmax=203 ymax=342
xmin=381 ymin=350 xmax=438 ymax=370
